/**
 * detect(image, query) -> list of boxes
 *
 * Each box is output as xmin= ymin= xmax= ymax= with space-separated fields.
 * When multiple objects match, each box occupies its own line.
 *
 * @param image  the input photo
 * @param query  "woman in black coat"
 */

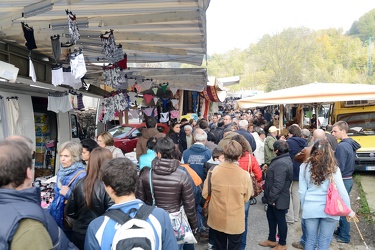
xmin=259 ymin=140 xmax=293 ymax=250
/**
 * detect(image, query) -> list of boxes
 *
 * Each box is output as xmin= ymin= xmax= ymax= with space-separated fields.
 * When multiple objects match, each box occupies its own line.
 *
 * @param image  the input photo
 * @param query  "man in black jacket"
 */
xmin=0 ymin=138 xmax=76 ymax=250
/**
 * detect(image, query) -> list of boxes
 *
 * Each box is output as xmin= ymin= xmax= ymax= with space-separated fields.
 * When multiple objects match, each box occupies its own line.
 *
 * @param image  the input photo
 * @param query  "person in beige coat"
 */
xmin=202 ymin=140 xmax=253 ymax=250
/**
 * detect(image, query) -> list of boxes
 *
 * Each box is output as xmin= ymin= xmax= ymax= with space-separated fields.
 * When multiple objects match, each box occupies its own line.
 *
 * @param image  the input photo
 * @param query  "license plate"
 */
xmin=366 ymin=166 xmax=375 ymax=170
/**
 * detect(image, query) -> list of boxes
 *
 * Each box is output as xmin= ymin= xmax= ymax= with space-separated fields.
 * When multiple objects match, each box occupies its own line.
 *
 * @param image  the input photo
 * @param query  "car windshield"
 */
xmin=338 ymin=112 xmax=375 ymax=136
xmin=108 ymin=126 xmax=133 ymax=139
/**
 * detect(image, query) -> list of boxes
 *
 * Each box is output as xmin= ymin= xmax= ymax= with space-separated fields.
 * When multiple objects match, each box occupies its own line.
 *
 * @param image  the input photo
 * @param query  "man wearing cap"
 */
xmin=264 ymin=126 xmax=279 ymax=166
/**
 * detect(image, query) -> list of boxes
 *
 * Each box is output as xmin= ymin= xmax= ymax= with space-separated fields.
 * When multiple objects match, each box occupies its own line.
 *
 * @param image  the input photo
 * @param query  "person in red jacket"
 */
xmin=232 ymin=134 xmax=263 ymax=250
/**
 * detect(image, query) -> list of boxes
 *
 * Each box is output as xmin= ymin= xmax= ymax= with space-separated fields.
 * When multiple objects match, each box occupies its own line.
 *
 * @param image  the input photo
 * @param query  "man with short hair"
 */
xmin=0 ymin=139 xmax=75 ymax=249
xmin=237 ymin=119 xmax=257 ymax=152
xmin=332 ymin=121 xmax=361 ymax=244
xmin=85 ymin=157 xmax=178 ymax=250
xmin=209 ymin=114 xmax=218 ymax=130
xmin=325 ymin=124 xmax=338 ymax=151
xmin=182 ymin=128 xmax=212 ymax=181
xmin=136 ymin=117 xmax=165 ymax=160
xmin=223 ymin=115 xmax=232 ymax=129
xmin=264 ymin=126 xmax=279 ymax=165
xmin=211 ymin=118 xmax=225 ymax=144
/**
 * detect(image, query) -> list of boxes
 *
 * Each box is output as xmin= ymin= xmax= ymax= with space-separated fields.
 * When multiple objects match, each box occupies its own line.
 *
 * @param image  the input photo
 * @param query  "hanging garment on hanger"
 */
xmin=50 ymin=35 xmax=61 ymax=61
xmin=127 ymin=92 xmax=137 ymax=102
xmin=70 ymin=53 xmax=87 ymax=80
xmin=67 ymin=12 xmax=80 ymax=45
xmin=113 ymin=93 xmax=128 ymax=112
xmin=117 ymin=54 xmax=127 ymax=69
xmin=47 ymin=92 xmax=73 ymax=113
xmin=128 ymin=109 xmax=139 ymax=120
xmin=170 ymin=110 xmax=180 ymax=120
xmin=77 ymin=93 xmax=85 ymax=110
xmin=160 ymin=112 xmax=169 ymax=123
xmin=136 ymin=97 xmax=143 ymax=106
xmin=171 ymin=99 xmax=179 ymax=109
xmin=141 ymin=80 xmax=152 ymax=91
xmin=0 ymin=98 xmax=10 ymax=139
xmin=143 ymin=94 xmax=153 ymax=104
xmin=160 ymin=98 xmax=170 ymax=110
xmin=63 ymin=68 xmax=82 ymax=89
xmin=143 ymin=107 xmax=158 ymax=117
xmin=21 ymin=22 xmax=37 ymax=50
xmin=70 ymin=94 xmax=78 ymax=109
xmin=170 ymin=87 xmax=178 ymax=96
xmin=52 ymin=65 xmax=64 ymax=86
xmin=103 ymin=97 xmax=115 ymax=123
xmin=29 ymin=57 xmax=36 ymax=82
xmin=7 ymin=98 xmax=23 ymax=135
xmin=153 ymin=97 xmax=159 ymax=105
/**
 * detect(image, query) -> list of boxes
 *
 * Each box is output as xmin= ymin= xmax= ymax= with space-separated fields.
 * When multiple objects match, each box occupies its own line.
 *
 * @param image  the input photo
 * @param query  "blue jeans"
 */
xmin=299 ymin=218 xmax=306 ymax=246
xmin=336 ymin=178 xmax=353 ymax=243
xmin=241 ymin=199 xmax=251 ymax=250
xmin=304 ymin=217 xmax=337 ymax=250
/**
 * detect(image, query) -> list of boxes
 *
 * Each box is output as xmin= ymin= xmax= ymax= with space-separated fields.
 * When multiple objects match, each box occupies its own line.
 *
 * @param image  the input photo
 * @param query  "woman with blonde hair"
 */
xmin=299 ymin=139 xmax=355 ymax=250
xmin=66 ymin=147 xmax=114 ymax=249
xmin=49 ymin=141 xmax=86 ymax=234
xmin=202 ymin=140 xmax=252 ymax=250
xmin=97 ymin=131 xmax=124 ymax=158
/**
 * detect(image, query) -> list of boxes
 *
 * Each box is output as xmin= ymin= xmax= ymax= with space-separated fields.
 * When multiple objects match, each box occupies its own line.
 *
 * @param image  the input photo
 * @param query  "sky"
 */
xmin=206 ymin=0 xmax=375 ymax=55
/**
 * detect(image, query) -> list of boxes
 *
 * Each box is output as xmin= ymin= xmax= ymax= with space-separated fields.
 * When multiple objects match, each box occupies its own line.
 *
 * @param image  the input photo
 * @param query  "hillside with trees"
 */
xmin=206 ymin=8 xmax=375 ymax=92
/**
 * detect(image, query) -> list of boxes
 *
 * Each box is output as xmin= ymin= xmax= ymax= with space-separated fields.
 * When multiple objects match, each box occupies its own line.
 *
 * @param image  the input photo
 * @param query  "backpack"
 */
xmin=105 ymin=205 xmax=156 ymax=250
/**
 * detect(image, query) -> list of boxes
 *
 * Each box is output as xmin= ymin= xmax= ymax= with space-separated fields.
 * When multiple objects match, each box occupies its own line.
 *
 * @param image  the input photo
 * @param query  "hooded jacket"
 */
xmin=136 ymin=128 xmax=165 ymax=159
xmin=182 ymin=143 xmax=212 ymax=181
xmin=335 ymin=138 xmax=361 ymax=178
xmin=136 ymin=158 xmax=198 ymax=230
xmin=287 ymin=136 xmax=307 ymax=180
xmin=0 ymin=187 xmax=76 ymax=250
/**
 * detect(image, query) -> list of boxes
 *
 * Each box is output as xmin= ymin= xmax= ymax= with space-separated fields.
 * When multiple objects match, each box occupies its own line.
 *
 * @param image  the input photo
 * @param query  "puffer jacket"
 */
xmin=263 ymin=153 xmax=293 ymax=210
xmin=65 ymin=178 xmax=114 ymax=235
xmin=136 ymin=128 xmax=165 ymax=160
xmin=135 ymin=157 xmax=198 ymax=230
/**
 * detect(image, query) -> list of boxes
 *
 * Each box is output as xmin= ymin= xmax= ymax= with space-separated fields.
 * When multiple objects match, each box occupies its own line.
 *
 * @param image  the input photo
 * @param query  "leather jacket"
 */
xmin=66 ymin=178 xmax=114 ymax=234
xmin=136 ymin=157 xmax=198 ymax=230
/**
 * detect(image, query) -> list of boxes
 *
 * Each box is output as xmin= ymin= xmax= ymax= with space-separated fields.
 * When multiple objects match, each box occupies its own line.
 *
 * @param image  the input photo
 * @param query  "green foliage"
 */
xmin=353 ymin=174 xmax=374 ymax=223
xmin=206 ymin=24 xmax=373 ymax=92
xmin=348 ymin=9 xmax=375 ymax=42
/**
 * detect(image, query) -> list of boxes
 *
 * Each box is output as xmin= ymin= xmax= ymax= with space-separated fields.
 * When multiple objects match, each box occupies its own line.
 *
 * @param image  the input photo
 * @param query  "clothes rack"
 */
xmin=6 ymin=96 xmax=18 ymax=100
xmin=48 ymin=91 xmax=68 ymax=97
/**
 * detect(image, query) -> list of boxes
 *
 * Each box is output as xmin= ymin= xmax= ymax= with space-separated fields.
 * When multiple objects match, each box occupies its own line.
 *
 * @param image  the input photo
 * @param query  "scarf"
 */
xmin=57 ymin=161 xmax=85 ymax=186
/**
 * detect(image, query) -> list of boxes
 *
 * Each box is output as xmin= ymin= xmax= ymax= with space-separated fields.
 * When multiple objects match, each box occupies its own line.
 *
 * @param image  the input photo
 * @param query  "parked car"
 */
xmin=108 ymin=123 xmax=169 ymax=153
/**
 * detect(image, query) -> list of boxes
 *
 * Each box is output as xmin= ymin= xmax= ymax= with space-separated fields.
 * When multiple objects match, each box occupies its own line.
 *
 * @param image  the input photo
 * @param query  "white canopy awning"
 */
xmin=237 ymin=83 xmax=375 ymax=108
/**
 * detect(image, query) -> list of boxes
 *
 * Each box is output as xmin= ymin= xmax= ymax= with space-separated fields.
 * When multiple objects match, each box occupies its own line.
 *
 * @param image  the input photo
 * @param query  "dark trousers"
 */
xmin=266 ymin=205 xmax=288 ymax=246
xmin=211 ymin=228 xmax=242 ymax=250
xmin=72 ymin=232 xmax=85 ymax=250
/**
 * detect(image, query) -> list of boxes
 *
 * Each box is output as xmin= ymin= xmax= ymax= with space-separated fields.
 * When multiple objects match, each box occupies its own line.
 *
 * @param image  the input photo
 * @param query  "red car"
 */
xmin=108 ymin=123 xmax=169 ymax=153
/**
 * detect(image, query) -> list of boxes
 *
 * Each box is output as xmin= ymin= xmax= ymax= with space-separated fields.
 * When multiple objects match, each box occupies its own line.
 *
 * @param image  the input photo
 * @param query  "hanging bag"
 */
xmin=324 ymin=174 xmax=352 ymax=216
xmin=247 ymin=154 xmax=261 ymax=198
xmin=148 ymin=168 xmax=197 ymax=244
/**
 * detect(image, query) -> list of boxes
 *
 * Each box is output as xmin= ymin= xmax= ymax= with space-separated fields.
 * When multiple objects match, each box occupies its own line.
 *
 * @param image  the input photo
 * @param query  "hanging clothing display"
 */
xmin=0 ymin=96 xmax=10 ymax=139
xmin=77 ymin=93 xmax=85 ymax=110
xmin=160 ymin=112 xmax=169 ymax=123
xmin=171 ymin=99 xmax=179 ymax=109
xmin=102 ymin=65 xmax=125 ymax=89
xmin=47 ymin=91 xmax=73 ymax=113
xmin=29 ymin=57 xmax=36 ymax=82
xmin=21 ymin=22 xmax=37 ymax=51
xmin=70 ymin=51 xmax=87 ymax=80
xmin=143 ymin=94 xmax=153 ymax=104
xmin=128 ymin=109 xmax=139 ymax=120
xmin=141 ymin=80 xmax=152 ymax=91
xmin=100 ymin=30 xmax=117 ymax=59
xmin=63 ymin=67 xmax=82 ymax=89
xmin=102 ymin=97 xmax=115 ymax=123
xmin=67 ymin=10 xmax=80 ymax=45
xmin=170 ymin=110 xmax=180 ymax=120
xmin=7 ymin=97 xmax=23 ymax=135
xmin=50 ymin=35 xmax=61 ymax=61
xmin=51 ymin=65 xmax=64 ymax=86
xmin=117 ymin=54 xmax=127 ymax=69
xmin=143 ymin=107 xmax=158 ymax=118
xmin=113 ymin=92 xmax=129 ymax=112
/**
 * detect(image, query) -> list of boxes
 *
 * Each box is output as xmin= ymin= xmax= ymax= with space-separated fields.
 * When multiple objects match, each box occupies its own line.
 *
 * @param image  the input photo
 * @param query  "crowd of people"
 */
xmin=0 ymin=110 xmax=360 ymax=250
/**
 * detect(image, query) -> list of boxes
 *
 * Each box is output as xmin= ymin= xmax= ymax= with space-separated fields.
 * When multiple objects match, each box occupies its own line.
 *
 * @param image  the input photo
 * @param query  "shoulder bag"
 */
xmin=148 ymin=168 xmax=196 ymax=244
xmin=63 ymin=170 xmax=85 ymax=229
xmin=324 ymin=174 xmax=352 ymax=216
xmin=248 ymin=154 xmax=261 ymax=198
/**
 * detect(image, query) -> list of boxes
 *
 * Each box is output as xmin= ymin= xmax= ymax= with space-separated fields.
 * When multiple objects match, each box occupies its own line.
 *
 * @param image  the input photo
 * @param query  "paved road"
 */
xmin=194 ymin=172 xmax=375 ymax=250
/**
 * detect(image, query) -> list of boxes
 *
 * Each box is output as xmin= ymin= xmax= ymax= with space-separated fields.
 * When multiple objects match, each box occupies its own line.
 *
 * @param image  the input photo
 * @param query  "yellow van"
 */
xmin=330 ymin=100 xmax=375 ymax=171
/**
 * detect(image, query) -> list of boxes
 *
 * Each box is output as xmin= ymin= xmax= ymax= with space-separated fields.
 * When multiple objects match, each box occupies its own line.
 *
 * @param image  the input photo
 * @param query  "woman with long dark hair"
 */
xmin=299 ymin=139 xmax=355 ymax=250
xmin=66 ymin=147 xmax=114 ymax=249
xmin=166 ymin=121 xmax=183 ymax=158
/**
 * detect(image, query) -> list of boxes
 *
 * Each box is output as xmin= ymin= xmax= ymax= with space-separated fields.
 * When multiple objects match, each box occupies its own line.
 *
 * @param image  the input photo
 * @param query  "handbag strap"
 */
xmin=67 ymin=170 xmax=85 ymax=187
xmin=247 ymin=153 xmax=253 ymax=174
xmin=207 ymin=171 xmax=212 ymax=197
xmin=148 ymin=168 xmax=156 ymax=206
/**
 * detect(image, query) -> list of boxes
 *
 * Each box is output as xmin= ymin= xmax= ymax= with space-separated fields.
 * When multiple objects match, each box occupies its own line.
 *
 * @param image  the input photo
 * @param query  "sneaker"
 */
xmin=258 ymin=240 xmax=278 ymax=247
xmin=292 ymin=242 xmax=304 ymax=249
xmin=206 ymin=243 xmax=214 ymax=250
